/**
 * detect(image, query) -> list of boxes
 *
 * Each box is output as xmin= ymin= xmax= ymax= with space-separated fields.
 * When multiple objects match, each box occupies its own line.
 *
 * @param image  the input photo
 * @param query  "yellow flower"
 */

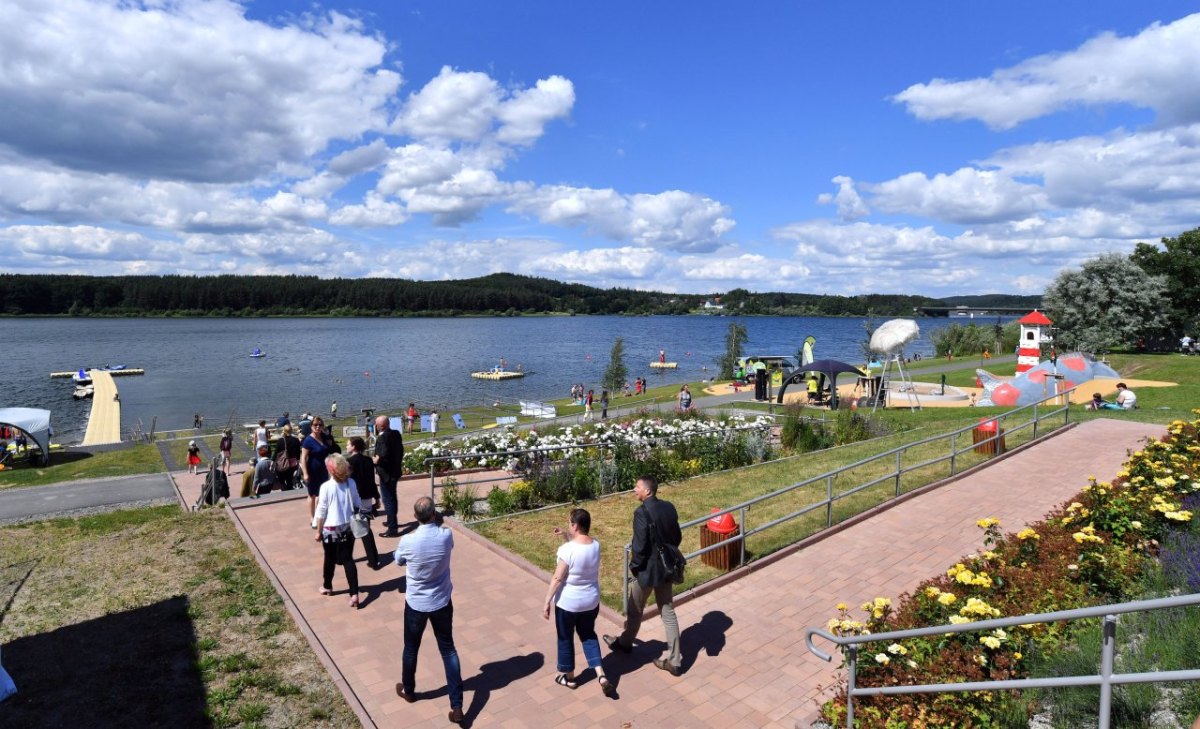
xmin=1016 ymin=527 xmax=1040 ymax=541
xmin=836 ymin=602 xmax=847 ymax=611
xmin=1014 ymin=652 xmax=1023 ymax=660
xmin=887 ymin=643 xmax=907 ymax=655
xmin=875 ymin=653 xmax=890 ymax=665
xmin=924 ymin=586 xmax=942 ymax=598
xmin=937 ymin=592 xmax=958 ymax=606
xmin=976 ymin=517 xmax=1000 ymax=529
xmin=980 ymin=636 xmax=1002 ymax=649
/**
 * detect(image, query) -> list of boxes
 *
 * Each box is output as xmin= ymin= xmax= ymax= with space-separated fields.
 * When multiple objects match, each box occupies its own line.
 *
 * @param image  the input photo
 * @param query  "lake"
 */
xmin=0 ymin=315 xmax=962 ymax=441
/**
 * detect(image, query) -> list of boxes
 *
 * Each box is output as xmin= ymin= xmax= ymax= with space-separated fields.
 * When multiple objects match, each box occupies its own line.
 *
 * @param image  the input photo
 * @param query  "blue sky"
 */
xmin=2 ymin=1 xmax=1197 ymax=296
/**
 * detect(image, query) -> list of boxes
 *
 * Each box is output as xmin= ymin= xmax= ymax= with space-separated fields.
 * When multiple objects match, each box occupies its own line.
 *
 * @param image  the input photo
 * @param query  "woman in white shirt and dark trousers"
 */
xmin=543 ymin=508 xmax=615 ymax=695
xmin=313 ymin=453 xmax=363 ymax=609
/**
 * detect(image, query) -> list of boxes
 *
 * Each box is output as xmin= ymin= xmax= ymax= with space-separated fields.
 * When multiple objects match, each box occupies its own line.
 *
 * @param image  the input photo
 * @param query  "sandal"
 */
xmin=599 ymin=676 xmax=616 ymax=697
xmin=319 ymin=587 xmax=333 ymax=596
xmin=348 ymin=595 xmax=360 ymax=609
xmin=554 ymin=673 xmax=578 ymax=690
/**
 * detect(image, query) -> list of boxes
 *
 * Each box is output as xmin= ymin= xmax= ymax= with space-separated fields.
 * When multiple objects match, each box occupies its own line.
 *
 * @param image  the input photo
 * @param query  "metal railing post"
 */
xmin=845 ymin=643 xmax=858 ymax=729
xmin=622 ymin=545 xmax=631 ymax=616
xmin=430 ymin=470 xmax=436 ymax=502
xmin=1099 ymin=614 xmax=1116 ymax=729
xmin=1032 ymin=402 xmax=1039 ymax=439
xmin=740 ymin=506 xmax=748 ymax=566
xmin=826 ymin=475 xmax=834 ymax=527
xmin=949 ymin=432 xmax=957 ymax=475
xmin=894 ymin=450 xmax=902 ymax=497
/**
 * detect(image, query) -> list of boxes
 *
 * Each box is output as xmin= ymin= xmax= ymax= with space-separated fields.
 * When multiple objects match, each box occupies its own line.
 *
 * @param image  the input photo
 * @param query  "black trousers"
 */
xmin=322 ymin=536 xmax=359 ymax=593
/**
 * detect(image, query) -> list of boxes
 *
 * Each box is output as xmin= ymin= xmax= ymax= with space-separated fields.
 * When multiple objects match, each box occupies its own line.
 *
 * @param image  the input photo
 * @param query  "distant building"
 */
xmin=703 ymin=295 xmax=725 ymax=310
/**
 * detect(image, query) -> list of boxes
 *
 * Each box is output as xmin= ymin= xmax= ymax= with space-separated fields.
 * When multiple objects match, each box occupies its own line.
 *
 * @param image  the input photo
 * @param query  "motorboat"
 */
xmin=250 ymin=348 xmax=265 ymax=358
xmin=72 ymin=368 xmax=92 ymax=385
xmin=72 ymin=385 xmax=95 ymax=399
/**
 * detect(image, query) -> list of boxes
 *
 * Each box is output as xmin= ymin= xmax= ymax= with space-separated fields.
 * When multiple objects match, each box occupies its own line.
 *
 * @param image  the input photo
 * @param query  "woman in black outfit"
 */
xmin=275 ymin=424 xmax=302 ymax=489
xmin=347 ymin=437 xmax=382 ymax=569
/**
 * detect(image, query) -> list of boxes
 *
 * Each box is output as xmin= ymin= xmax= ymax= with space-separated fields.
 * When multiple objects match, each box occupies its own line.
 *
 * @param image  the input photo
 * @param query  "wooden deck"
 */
xmin=81 ymin=370 xmax=122 ymax=445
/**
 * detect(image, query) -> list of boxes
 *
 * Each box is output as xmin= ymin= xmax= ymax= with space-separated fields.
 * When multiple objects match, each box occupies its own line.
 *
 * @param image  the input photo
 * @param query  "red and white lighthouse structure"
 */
xmin=1016 ymin=310 xmax=1053 ymax=374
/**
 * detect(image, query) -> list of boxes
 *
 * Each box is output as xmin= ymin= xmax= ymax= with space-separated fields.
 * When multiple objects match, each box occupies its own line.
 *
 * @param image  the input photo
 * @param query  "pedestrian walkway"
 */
xmin=225 ymin=417 xmax=1165 ymax=728
xmin=81 ymin=370 xmax=121 ymax=445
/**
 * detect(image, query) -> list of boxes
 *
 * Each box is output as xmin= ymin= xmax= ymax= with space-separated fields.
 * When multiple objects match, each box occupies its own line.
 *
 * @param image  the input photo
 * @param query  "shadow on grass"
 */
xmin=1 ymin=595 xmax=209 ymax=728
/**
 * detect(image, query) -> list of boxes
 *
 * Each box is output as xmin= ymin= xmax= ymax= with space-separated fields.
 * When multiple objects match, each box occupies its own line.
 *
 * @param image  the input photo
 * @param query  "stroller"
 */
xmin=193 ymin=457 xmax=230 ymax=510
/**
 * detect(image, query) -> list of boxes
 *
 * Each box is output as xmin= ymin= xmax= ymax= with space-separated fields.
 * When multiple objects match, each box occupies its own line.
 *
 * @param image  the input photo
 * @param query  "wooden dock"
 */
xmin=649 ymin=361 xmax=678 ymax=369
xmin=82 ymin=370 xmax=122 ymax=445
xmin=470 ymin=370 xmax=525 ymax=380
xmin=50 ymin=368 xmax=144 ymax=378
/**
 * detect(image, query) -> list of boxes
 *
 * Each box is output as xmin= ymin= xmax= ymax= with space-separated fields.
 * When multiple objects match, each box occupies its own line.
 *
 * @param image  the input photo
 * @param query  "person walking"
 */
xmin=603 ymin=475 xmax=684 ymax=676
xmin=677 ymin=384 xmax=693 ymax=413
xmin=313 ymin=453 xmax=363 ymax=609
xmin=373 ymin=415 xmax=405 ymax=538
xmin=543 ymin=508 xmax=615 ymax=696
xmin=429 ymin=410 xmax=440 ymax=435
xmin=392 ymin=496 xmax=465 ymax=724
xmin=254 ymin=420 xmax=270 ymax=448
xmin=186 ymin=440 xmax=201 ymax=475
xmin=219 ymin=429 xmax=234 ymax=475
xmin=347 ymin=437 xmax=382 ymax=570
xmin=600 ymin=391 xmax=609 ymax=420
xmin=406 ymin=403 xmax=418 ymax=434
xmin=252 ymin=443 xmax=277 ymax=496
xmin=584 ymin=389 xmax=594 ymax=420
xmin=275 ymin=424 xmax=301 ymax=490
xmin=300 ymin=417 xmax=337 ymax=524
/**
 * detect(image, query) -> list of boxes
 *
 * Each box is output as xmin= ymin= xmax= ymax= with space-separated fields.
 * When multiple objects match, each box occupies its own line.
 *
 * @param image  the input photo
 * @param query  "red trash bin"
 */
xmin=700 ymin=508 xmax=742 ymax=570
xmin=972 ymin=418 xmax=1006 ymax=456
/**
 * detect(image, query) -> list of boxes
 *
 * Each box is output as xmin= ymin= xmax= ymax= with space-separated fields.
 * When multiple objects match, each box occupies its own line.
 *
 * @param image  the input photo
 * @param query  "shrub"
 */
xmin=486 ymin=486 xmax=514 ymax=517
xmin=508 ymin=481 xmax=534 ymax=510
xmin=437 ymin=477 xmax=459 ymax=514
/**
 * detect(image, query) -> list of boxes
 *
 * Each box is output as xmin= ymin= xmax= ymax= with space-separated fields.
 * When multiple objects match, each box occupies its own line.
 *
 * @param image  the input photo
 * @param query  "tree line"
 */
xmin=0 ymin=271 xmax=1033 ymax=318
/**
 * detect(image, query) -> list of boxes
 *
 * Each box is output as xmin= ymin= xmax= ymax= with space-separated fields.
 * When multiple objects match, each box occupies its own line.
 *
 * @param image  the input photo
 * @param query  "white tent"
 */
xmin=0 ymin=407 xmax=52 ymax=466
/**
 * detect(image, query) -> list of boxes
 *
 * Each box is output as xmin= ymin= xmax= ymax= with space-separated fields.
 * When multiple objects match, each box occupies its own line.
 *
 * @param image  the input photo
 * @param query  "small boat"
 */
xmin=102 ymin=364 xmax=127 ymax=371
xmin=250 ymin=348 xmax=265 ymax=358
xmin=72 ymin=368 xmax=92 ymax=385
xmin=73 ymin=385 xmax=95 ymax=399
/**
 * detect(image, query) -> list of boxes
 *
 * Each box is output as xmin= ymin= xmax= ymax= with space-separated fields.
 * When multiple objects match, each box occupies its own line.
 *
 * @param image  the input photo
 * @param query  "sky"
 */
xmin=2 ymin=1 xmax=1199 ymax=297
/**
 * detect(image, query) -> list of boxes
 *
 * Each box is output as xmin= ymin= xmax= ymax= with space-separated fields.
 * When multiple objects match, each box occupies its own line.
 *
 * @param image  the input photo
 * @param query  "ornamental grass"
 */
xmin=821 ymin=415 xmax=1200 ymax=727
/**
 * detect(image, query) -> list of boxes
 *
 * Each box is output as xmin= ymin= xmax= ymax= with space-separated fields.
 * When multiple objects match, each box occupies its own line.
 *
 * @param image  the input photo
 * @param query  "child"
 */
xmin=187 ymin=440 xmax=201 ymax=475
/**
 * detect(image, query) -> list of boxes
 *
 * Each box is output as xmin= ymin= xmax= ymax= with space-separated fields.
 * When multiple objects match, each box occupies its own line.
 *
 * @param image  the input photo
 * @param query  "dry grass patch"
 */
xmin=0 ymin=506 xmax=354 ymax=728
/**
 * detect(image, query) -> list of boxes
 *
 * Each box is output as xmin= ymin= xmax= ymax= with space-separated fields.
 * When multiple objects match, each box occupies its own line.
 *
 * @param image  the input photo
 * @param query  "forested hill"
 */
xmin=0 ymin=273 xmax=1037 ymax=317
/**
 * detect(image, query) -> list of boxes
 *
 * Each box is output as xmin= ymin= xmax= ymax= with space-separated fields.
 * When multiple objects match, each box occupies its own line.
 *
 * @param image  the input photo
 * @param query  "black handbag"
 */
xmin=649 ymin=515 xmax=686 ymax=585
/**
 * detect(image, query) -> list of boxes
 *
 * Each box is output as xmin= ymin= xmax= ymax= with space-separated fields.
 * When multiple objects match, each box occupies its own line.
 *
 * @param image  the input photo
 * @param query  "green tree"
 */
xmin=602 ymin=337 xmax=628 ymax=393
xmin=1130 ymin=227 xmax=1200 ymax=335
xmin=1043 ymin=253 xmax=1169 ymax=353
xmin=718 ymin=322 xmax=748 ymax=379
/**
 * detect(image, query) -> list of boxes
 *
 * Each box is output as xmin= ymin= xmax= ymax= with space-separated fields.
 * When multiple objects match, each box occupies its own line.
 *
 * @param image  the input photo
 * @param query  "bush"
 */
xmin=437 ymin=477 xmax=459 ymax=514
xmin=486 ymin=486 xmax=514 ymax=517
xmin=508 ymin=481 xmax=534 ymax=510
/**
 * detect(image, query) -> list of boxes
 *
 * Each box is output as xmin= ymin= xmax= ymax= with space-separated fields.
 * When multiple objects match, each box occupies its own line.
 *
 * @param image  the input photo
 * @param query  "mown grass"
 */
xmin=474 ymin=412 xmax=1065 ymax=612
xmin=0 ymin=442 xmax=164 ymax=490
xmin=0 ymin=506 xmax=355 ymax=727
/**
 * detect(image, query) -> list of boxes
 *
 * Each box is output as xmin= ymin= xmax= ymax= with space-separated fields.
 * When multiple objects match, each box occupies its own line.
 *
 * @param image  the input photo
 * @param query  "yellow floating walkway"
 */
xmin=650 ymin=361 xmax=678 ymax=369
xmin=471 ymin=370 xmax=525 ymax=380
xmin=82 ymin=370 xmax=122 ymax=445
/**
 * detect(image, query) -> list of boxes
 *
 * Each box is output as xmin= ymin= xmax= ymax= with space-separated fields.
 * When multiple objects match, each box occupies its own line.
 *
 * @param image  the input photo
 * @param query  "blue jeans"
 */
xmin=380 ymin=478 xmax=399 ymax=530
xmin=402 ymin=600 xmax=463 ymax=710
xmin=555 ymin=605 xmax=602 ymax=673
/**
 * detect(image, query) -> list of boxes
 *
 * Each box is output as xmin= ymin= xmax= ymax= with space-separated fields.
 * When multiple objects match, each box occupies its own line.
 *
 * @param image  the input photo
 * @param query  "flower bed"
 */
xmin=821 ymin=416 xmax=1200 ymax=727
xmin=408 ymin=412 xmax=775 ymax=518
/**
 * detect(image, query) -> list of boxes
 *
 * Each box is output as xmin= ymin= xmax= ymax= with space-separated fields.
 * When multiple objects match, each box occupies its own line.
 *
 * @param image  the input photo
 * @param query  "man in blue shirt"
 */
xmin=393 ymin=496 xmax=464 ymax=723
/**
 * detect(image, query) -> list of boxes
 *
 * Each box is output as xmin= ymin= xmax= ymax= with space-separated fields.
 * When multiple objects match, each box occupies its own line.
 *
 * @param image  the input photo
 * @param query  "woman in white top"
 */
xmin=313 ymin=453 xmax=363 ymax=609
xmin=542 ymin=508 xmax=614 ymax=695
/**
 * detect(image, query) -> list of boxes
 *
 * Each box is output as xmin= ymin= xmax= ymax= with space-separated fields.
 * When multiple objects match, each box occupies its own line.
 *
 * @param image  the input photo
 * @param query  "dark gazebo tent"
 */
xmin=776 ymin=359 xmax=866 ymax=410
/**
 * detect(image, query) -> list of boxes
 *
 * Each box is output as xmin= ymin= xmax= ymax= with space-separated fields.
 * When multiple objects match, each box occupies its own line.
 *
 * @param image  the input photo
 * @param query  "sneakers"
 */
xmin=602 ymin=634 xmax=631 ymax=654
xmin=653 ymin=657 xmax=681 ymax=677
xmin=448 ymin=708 xmax=464 ymax=723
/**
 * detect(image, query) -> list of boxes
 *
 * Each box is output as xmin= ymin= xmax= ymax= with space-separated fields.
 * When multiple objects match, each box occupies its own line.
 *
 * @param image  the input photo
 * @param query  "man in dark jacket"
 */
xmin=373 ymin=415 xmax=405 ymax=538
xmin=603 ymin=475 xmax=684 ymax=676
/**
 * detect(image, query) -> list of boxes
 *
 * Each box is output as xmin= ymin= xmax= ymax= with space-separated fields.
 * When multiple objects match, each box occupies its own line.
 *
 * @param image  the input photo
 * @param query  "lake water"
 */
xmin=0 ymin=315 xmax=958 ymax=442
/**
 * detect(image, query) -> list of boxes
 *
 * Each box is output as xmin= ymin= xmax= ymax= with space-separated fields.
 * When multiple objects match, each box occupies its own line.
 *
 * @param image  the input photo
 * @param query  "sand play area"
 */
xmin=704 ymin=376 xmax=1177 ymax=409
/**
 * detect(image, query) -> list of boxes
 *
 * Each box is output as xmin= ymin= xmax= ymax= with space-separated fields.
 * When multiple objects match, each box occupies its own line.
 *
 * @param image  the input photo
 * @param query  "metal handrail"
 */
xmin=805 ymin=592 xmax=1200 ymax=729
xmin=620 ymin=387 xmax=1077 ymax=614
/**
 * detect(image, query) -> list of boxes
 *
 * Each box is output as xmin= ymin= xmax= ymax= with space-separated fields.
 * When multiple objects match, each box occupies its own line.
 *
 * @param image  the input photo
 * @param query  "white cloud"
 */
xmin=510 ymin=187 xmax=735 ymax=252
xmin=528 ymin=246 xmax=664 ymax=279
xmin=496 ymin=76 xmax=576 ymax=145
xmin=328 ymin=193 xmax=408 ymax=227
xmin=867 ymin=168 xmax=1048 ymax=224
xmin=894 ymin=13 xmax=1200 ymax=129
xmin=816 ymin=176 xmax=869 ymax=220
xmin=392 ymin=67 xmax=500 ymax=142
xmin=0 ymin=0 xmax=401 ymax=182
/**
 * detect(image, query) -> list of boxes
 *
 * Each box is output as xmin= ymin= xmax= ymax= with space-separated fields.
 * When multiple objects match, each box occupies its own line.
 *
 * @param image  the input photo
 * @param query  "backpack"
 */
xmin=649 ymin=513 xmax=686 ymax=585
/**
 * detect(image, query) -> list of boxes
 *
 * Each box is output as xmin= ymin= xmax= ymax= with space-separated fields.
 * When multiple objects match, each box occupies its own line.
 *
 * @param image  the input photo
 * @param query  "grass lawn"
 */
xmin=473 ymin=409 xmax=1073 ymax=612
xmin=0 ymin=506 xmax=355 ymax=727
xmin=0 ymin=442 xmax=164 ymax=490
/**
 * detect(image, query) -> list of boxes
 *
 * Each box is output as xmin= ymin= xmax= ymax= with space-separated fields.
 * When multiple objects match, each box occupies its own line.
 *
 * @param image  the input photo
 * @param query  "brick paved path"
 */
xmin=223 ymin=418 xmax=1164 ymax=728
